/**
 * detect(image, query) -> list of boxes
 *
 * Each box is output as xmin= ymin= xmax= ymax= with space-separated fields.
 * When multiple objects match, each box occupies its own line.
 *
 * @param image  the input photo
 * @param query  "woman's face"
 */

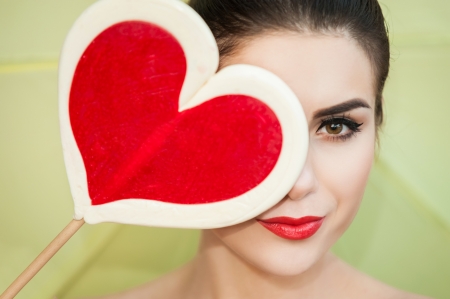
xmin=206 ymin=32 xmax=377 ymax=276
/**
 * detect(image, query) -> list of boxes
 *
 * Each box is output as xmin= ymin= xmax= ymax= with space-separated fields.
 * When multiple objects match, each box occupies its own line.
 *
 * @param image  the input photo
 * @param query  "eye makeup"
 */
xmin=316 ymin=116 xmax=363 ymax=142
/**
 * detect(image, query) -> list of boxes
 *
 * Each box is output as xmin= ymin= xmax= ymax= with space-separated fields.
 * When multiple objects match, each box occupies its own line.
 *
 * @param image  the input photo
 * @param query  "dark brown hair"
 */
xmin=189 ymin=0 xmax=389 ymax=127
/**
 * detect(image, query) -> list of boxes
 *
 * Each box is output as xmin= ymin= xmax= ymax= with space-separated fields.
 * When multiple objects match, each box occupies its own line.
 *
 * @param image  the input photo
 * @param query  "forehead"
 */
xmin=222 ymin=33 xmax=376 ymax=113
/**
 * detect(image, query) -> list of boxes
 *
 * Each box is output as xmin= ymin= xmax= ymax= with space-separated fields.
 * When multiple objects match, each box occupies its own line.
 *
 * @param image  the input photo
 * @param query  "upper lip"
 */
xmin=257 ymin=216 xmax=324 ymax=225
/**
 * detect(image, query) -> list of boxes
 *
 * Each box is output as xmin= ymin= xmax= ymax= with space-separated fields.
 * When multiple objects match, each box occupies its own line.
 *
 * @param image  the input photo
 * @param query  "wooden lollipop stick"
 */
xmin=0 ymin=219 xmax=85 ymax=299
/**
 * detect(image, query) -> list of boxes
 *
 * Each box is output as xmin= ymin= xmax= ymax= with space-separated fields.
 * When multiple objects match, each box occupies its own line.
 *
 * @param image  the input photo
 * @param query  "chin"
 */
xmin=249 ymin=246 xmax=326 ymax=277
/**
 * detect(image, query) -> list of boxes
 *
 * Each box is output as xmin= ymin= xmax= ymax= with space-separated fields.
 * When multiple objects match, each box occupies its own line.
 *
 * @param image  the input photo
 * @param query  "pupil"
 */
xmin=326 ymin=123 xmax=342 ymax=134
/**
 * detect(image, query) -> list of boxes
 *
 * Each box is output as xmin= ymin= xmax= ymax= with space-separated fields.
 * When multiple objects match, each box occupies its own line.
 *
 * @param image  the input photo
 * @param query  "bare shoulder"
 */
xmin=329 ymin=255 xmax=434 ymax=299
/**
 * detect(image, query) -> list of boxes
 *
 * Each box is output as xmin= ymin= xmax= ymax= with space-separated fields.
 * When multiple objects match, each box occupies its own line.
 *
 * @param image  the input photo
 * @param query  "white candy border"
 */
xmin=59 ymin=0 xmax=308 ymax=228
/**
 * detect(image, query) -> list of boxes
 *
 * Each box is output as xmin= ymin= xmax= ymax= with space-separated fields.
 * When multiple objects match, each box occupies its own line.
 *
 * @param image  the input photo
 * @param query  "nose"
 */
xmin=287 ymin=151 xmax=317 ymax=200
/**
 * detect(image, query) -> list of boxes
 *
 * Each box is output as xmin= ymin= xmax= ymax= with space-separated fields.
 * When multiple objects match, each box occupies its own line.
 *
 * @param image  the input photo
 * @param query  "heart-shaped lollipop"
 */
xmin=59 ymin=0 xmax=308 ymax=228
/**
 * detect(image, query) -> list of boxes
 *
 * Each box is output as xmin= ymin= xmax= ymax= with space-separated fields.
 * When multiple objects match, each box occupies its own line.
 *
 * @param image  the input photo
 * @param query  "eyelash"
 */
xmin=316 ymin=115 xmax=363 ymax=142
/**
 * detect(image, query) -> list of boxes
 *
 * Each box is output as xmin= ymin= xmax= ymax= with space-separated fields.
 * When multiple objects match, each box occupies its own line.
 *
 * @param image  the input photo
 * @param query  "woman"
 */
xmin=95 ymin=0 xmax=431 ymax=298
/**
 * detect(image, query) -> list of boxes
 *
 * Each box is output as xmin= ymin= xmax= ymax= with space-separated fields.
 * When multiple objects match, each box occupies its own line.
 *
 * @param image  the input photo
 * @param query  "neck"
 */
xmin=182 ymin=230 xmax=342 ymax=299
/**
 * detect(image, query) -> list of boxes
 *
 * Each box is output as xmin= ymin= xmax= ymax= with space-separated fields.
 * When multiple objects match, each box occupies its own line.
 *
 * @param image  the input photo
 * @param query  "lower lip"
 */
xmin=257 ymin=217 xmax=324 ymax=240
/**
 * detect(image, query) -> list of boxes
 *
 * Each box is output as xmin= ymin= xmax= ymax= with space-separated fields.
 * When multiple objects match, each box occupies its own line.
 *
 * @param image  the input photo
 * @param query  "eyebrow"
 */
xmin=312 ymin=98 xmax=371 ymax=119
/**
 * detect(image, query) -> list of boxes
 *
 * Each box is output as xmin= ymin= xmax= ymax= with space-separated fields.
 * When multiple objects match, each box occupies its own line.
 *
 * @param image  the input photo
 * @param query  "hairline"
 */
xmin=218 ymin=28 xmax=380 ymax=100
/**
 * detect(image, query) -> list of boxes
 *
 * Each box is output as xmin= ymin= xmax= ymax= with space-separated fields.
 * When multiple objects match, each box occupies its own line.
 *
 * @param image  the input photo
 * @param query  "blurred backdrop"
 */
xmin=1 ymin=0 xmax=449 ymax=298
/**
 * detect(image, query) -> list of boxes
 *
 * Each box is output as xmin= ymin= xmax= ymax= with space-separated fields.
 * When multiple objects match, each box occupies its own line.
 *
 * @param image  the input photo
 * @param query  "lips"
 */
xmin=257 ymin=216 xmax=324 ymax=240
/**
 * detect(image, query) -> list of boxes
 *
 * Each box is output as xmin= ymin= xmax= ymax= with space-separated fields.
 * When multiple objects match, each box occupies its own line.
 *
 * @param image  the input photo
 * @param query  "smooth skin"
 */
xmin=90 ymin=33 xmax=432 ymax=299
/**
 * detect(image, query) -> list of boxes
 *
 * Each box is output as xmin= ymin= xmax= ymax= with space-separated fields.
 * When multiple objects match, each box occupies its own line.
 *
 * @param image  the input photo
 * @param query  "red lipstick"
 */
xmin=257 ymin=216 xmax=324 ymax=240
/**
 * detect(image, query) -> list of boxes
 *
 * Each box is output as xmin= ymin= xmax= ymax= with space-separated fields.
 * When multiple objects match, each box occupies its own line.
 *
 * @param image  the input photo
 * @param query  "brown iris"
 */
xmin=325 ymin=123 xmax=343 ymax=134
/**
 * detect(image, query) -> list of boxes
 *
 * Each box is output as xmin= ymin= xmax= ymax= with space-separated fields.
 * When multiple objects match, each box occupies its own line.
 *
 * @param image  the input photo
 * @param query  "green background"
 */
xmin=1 ymin=0 xmax=449 ymax=298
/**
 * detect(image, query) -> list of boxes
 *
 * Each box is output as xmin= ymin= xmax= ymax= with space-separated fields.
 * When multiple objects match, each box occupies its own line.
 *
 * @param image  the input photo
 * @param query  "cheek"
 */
xmin=314 ymin=130 xmax=375 ymax=233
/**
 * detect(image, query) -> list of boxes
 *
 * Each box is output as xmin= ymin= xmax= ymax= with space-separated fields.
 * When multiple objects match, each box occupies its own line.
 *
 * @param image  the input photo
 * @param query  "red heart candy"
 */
xmin=69 ymin=21 xmax=282 ymax=205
